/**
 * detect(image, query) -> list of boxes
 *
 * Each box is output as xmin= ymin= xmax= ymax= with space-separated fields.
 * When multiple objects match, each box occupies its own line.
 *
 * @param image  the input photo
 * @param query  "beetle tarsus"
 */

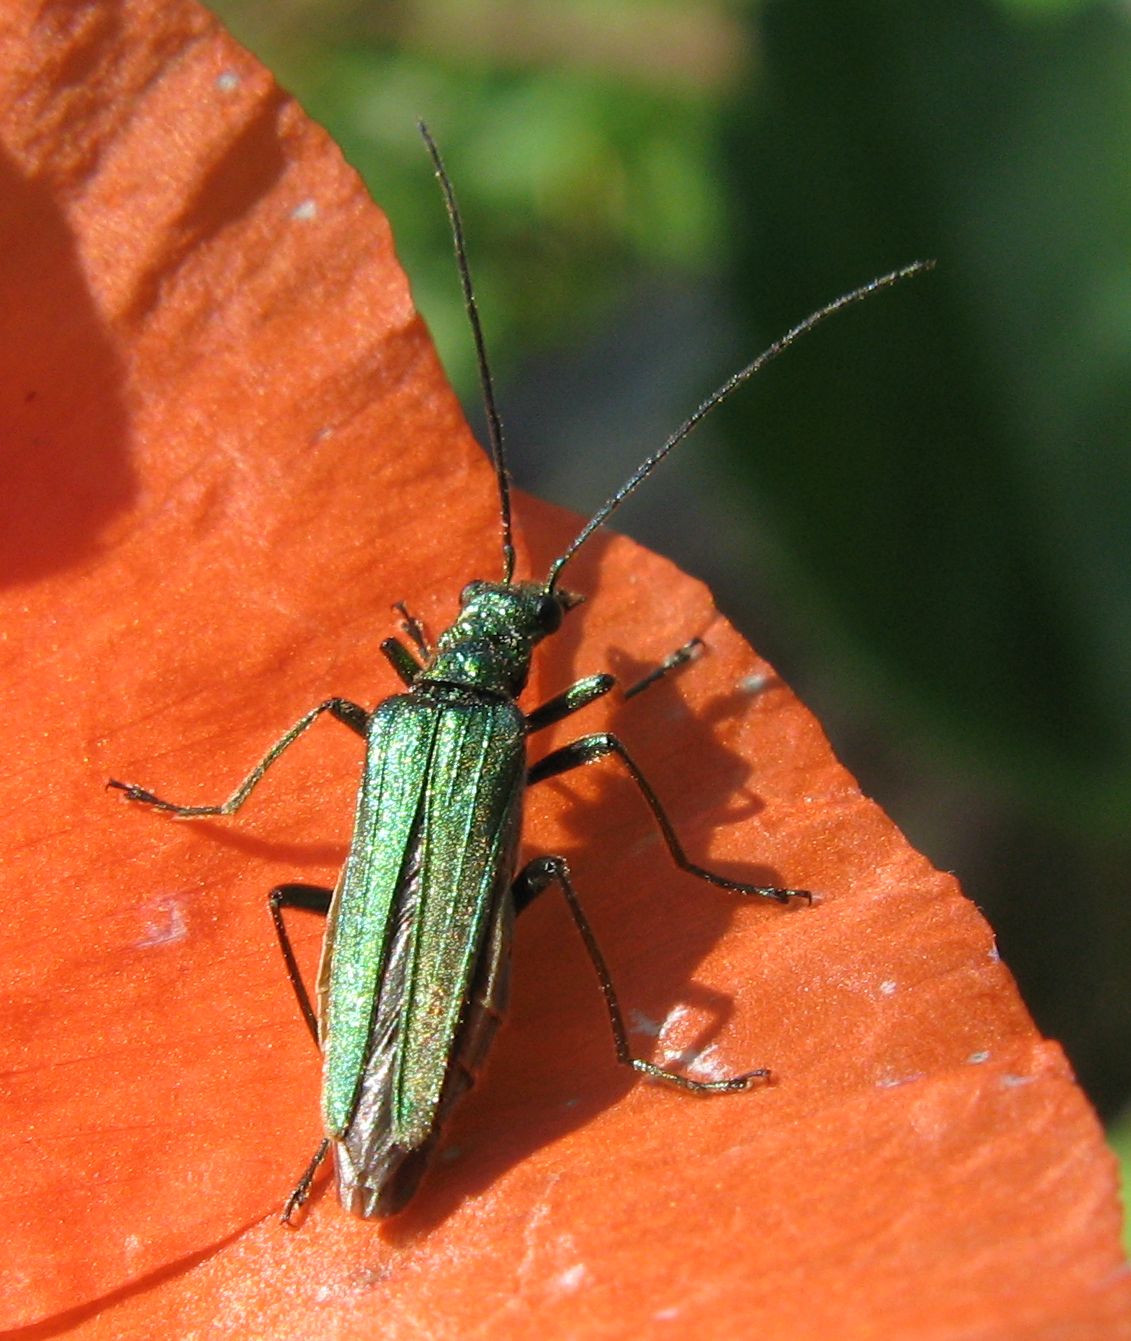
xmin=282 ymin=1137 xmax=330 ymax=1227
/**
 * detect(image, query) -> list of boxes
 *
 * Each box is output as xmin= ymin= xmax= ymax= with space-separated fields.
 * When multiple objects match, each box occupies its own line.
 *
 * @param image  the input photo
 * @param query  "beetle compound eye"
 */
xmin=460 ymin=581 xmax=484 ymax=607
xmin=536 ymin=594 xmax=564 ymax=634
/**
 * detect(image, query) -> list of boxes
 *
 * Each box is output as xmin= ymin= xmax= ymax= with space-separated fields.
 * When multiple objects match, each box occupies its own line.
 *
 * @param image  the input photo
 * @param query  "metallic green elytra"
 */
xmin=109 ymin=124 xmax=932 ymax=1221
xmin=323 ymin=687 xmax=524 ymax=1212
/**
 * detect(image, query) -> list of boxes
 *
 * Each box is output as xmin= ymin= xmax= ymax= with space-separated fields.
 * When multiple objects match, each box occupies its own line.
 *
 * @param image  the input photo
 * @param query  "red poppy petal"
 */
xmin=1 ymin=3 xmax=1126 ymax=1337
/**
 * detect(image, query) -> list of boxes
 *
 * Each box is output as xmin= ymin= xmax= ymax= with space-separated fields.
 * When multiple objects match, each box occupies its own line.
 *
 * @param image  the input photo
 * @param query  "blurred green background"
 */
xmin=207 ymin=0 xmax=1131 ymax=1179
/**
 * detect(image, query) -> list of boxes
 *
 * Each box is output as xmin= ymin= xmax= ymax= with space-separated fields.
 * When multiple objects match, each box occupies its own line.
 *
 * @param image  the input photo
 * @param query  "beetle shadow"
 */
xmin=383 ymin=511 xmax=808 ymax=1240
xmin=139 ymin=817 xmax=354 ymax=873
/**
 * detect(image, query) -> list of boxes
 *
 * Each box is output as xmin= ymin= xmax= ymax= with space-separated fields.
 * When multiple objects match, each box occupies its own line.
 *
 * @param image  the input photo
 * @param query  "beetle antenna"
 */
xmin=546 ymin=259 xmax=934 ymax=591
xmin=421 ymin=122 xmax=516 ymax=584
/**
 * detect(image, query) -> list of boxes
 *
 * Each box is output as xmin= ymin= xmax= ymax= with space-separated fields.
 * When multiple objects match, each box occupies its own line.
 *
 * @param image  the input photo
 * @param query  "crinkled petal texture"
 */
xmin=0 ymin=3 xmax=1127 ymax=1338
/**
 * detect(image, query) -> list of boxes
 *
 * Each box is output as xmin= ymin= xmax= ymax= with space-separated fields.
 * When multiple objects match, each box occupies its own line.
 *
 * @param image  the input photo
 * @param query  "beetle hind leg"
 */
xmin=512 ymin=855 xmax=770 ymax=1095
xmin=282 ymin=1137 xmax=331 ymax=1226
xmin=268 ymin=883 xmax=332 ymax=1045
xmin=269 ymin=885 xmax=334 ymax=1224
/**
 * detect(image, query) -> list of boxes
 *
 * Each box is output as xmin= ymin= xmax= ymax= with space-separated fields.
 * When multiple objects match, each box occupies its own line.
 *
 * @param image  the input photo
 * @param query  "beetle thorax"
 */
xmin=419 ymin=580 xmax=565 ymax=698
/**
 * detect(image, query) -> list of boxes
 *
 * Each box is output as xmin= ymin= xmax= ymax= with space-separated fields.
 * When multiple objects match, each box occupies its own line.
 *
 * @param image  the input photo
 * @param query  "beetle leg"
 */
xmin=108 ymin=697 xmax=370 ymax=816
xmin=282 ymin=1137 xmax=331 ymax=1227
xmin=392 ymin=600 xmax=432 ymax=658
xmin=524 ymin=673 xmax=615 ymax=734
xmin=268 ymin=884 xmax=335 ymax=1227
xmin=268 ymin=883 xmax=332 ymax=1045
xmin=380 ymin=636 xmax=423 ymax=686
xmin=621 ymin=637 xmax=704 ymax=700
xmin=528 ymin=732 xmax=811 ymax=905
xmin=512 ymin=855 xmax=769 ymax=1094
xmin=524 ymin=635 xmax=703 ymax=730
xmin=380 ymin=598 xmax=433 ymax=687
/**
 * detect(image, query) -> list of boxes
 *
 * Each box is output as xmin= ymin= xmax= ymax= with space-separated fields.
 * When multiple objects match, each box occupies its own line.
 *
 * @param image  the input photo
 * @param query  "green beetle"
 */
xmin=111 ymin=126 xmax=930 ymax=1220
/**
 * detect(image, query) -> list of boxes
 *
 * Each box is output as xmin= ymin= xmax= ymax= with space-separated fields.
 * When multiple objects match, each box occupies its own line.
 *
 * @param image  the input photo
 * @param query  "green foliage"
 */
xmin=1107 ymin=1110 xmax=1131 ymax=1253
xmin=729 ymin=0 xmax=1131 ymax=816
xmin=210 ymin=3 xmax=729 ymax=394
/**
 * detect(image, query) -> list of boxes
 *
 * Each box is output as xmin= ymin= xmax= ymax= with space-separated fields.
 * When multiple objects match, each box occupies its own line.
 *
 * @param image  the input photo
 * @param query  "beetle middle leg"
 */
xmin=512 ymin=855 xmax=768 ymax=1093
xmin=107 ymin=697 xmax=371 ymax=816
xmin=528 ymin=732 xmax=811 ymax=904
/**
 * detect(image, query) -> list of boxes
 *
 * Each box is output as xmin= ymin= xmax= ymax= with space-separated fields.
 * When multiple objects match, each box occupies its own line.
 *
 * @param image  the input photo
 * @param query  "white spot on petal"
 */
xmin=629 ymin=1009 xmax=662 ymax=1038
xmin=876 ymin=1071 xmax=924 ymax=1089
xmin=658 ymin=1004 xmax=691 ymax=1042
xmin=552 ymin=1264 xmax=589 ymax=1294
xmin=136 ymin=896 xmax=187 ymax=948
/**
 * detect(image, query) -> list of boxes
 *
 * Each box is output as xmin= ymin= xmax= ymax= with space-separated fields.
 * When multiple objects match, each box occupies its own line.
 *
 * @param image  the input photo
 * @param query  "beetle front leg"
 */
xmin=512 ymin=855 xmax=769 ymax=1093
xmin=392 ymin=601 xmax=432 ymax=659
xmin=621 ymin=637 xmax=705 ymax=700
xmin=108 ymin=697 xmax=370 ymax=816
xmin=380 ymin=636 xmax=423 ymax=687
xmin=524 ymin=673 xmax=615 ymax=735
xmin=380 ymin=601 xmax=434 ymax=687
xmin=525 ymin=635 xmax=707 ymax=733
xmin=528 ymin=732 xmax=812 ymax=904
